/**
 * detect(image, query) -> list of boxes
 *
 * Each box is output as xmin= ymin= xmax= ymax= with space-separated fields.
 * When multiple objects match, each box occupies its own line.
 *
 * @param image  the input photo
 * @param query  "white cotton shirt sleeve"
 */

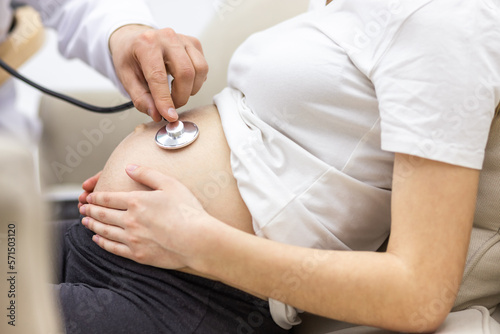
xmin=370 ymin=0 xmax=500 ymax=170
xmin=14 ymin=0 xmax=158 ymax=95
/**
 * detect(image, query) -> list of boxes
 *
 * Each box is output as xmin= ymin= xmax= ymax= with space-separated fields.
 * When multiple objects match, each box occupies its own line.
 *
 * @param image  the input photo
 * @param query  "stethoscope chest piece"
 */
xmin=155 ymin=120 xmax=199 ymax=149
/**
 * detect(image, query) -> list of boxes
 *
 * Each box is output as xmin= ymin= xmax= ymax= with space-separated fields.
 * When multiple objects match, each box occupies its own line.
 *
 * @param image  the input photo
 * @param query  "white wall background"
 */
xmin=15 ymin=0 xmax=216 ymax=119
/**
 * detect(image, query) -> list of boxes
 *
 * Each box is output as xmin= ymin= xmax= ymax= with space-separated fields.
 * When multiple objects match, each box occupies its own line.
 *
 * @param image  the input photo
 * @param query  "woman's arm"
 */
xmin=82 ymin=153 xmax=479 ymax=332
xmin=198 ymin=153 xmax=479 ymax=332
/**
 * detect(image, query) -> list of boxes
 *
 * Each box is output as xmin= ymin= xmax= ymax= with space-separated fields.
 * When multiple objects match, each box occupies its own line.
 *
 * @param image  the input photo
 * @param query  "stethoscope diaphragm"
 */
xmin=155 ymin=120 xmax=199 ymax=149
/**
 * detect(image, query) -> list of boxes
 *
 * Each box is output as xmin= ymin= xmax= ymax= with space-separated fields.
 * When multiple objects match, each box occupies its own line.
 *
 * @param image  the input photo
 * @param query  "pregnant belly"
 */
xmin=94 ymin=104 xmax=254 ymax=235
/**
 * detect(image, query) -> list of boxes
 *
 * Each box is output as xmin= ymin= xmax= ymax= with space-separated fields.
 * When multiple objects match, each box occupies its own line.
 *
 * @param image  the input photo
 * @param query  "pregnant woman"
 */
xmin=62 ymin=0 xmax=500 ymax=333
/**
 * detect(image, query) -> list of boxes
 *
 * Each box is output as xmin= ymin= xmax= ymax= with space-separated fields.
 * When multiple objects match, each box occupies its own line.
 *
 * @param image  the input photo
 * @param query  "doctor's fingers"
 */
xmin=114 ymin=51 xmax=162 ymax=122
xmin=172 ymin=34 xmax=208 ymax=99
xmin=127 ymin=29 xmax=207 ymax=121
xmin=158 ymin=31 xmax=207 ymax=108
xmin=117 ymin=29 xmax=176 ymax=122
xmin=138 ymin=47 xmax=181 ymax=121
xmin=133 ymin=28 xmax=203 ymax=120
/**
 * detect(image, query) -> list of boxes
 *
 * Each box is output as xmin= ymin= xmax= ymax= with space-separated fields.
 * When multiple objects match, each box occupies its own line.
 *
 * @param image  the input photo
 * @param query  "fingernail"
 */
xmin=126 ymin=164 xmax=139 ymax=172
xmin=82 ymin=217 xmax=89 ymax=227
xmin=79 ymin=205 xmax=86 ymax=215
xmin=93 ymin=235 xmax=100 ymax=243
xmin=167 ymin=108 xmax=177 ymax=119
xmin=146 ymin=109 xmax=152 ymax=117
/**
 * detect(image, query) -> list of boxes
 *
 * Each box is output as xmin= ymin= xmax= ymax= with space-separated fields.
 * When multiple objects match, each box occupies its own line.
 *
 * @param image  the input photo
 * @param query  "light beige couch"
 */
xmin=38 ymin=91 xmax=149 ymax=199
xmin=28 ymin=0 xmax=500 ymax=332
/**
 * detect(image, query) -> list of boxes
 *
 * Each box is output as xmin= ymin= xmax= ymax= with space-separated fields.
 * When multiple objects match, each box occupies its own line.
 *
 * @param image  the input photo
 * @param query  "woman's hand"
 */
xmin=78 ymin=171 xmax=102 ymax=208
xmin=79 ymin=165 xmax=217 ymax=270
xmin=109 ymin=25 xmax=209 ymax=122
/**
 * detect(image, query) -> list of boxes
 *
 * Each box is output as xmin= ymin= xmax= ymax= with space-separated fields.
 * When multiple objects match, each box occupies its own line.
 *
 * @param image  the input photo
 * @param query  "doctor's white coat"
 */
xmin=0 ymin=0 xmax=157 ymax=141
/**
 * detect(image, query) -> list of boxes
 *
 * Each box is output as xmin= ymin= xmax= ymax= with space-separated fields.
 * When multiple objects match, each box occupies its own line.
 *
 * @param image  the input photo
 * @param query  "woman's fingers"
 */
xmin=86 ymin=191 xmax=130 ymax=210
xmin=82 ymin=171 xmax=102 ymax=192
xmin=78 ymin=194 xmax=88 ymax=209
xmin=91 ymin=234 xmax=133 ymax=259
xmin=125 ymin=164 xmax=173 ymax=191
xmin=79 ymin=170 xmax=102 ymax=208
xmin=79 ymin=165 xmax=208 ymax=269
xmin=80 ymin=202 xmax=125 ymax=227
xmin=83 ymin=216 xmax=126 ymax=243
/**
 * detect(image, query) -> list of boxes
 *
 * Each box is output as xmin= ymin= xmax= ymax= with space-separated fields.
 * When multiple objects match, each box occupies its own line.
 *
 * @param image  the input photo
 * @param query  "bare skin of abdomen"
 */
xmin=94 ymin=104 xmax=254 ymax=235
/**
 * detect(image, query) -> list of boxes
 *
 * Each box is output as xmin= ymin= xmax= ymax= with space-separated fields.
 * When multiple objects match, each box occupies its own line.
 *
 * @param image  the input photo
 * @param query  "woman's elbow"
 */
xmin=393 ymin=283 xmax=458 ymax=333
xmin=403 ymin=304 xmax=451 ymax=333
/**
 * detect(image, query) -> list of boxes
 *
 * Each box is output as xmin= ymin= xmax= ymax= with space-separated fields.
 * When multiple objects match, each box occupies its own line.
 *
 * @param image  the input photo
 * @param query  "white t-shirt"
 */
xmin=215 ymin=0 xmax=500 ymax=328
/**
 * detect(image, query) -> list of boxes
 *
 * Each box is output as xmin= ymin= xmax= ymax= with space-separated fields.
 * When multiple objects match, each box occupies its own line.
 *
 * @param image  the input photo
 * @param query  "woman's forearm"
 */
xmin=191 ymin=154 xmax=479 ymax=333
xmin=191 ymin=220 xmax=448 ymax=333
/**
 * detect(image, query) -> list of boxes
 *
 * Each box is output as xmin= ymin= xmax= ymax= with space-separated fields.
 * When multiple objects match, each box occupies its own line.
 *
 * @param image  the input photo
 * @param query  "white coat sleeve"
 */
xmin=15 ymin=0 xmax=159 ymax=95
xmin=0 ymin=0 xmax=13 ymax=43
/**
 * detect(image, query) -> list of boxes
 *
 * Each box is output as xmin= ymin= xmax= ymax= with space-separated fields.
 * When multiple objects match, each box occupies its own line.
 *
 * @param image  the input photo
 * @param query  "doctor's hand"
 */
xmin=79 ymin=165 xmax=219 ymax=270
xmin=110 ymin=25 xmax=209 ymax=122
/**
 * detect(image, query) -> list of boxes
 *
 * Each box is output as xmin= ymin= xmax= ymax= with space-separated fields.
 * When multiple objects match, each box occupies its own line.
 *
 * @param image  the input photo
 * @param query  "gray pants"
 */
xmin=53 ymin=219 xmax=288 ymax=334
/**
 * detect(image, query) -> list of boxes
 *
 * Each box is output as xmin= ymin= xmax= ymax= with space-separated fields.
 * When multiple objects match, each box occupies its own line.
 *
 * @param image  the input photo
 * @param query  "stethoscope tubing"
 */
xmin=1 ymin=57 xmax=201 ymax=150
xmin=0 ymin=57 xmax=133 ymax=113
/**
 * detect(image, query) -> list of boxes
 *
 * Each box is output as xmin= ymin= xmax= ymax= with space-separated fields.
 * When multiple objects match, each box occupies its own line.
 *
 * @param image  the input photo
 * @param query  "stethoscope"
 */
xmin=0 ymin=57 xmax=199 ymax=149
